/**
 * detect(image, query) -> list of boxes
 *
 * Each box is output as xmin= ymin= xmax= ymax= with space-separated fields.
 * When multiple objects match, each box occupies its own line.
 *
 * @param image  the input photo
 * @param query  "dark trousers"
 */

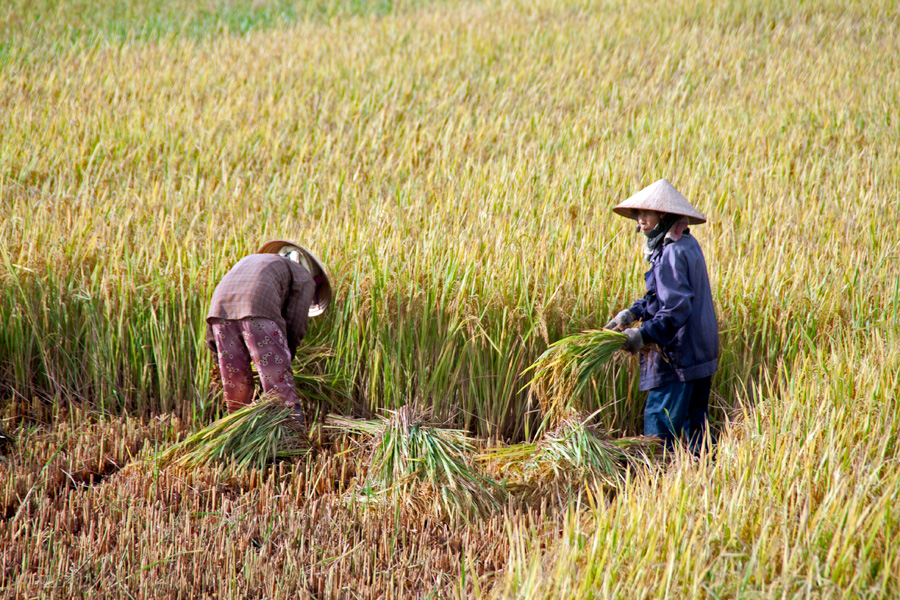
xmin=644 ymin=376 xmax=714 ymax=455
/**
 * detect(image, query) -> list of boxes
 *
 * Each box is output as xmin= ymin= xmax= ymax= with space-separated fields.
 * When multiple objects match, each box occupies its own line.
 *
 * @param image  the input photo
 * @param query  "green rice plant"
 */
xmin=525 ymin=329 xmax=627 ymax=429
xmin=327 ymin=406 xmax=505 ymax=521
xmin=290 ymin=344 xmax=354 ymax=414
xmin=156 ymin=395 xmax=310 ymax=471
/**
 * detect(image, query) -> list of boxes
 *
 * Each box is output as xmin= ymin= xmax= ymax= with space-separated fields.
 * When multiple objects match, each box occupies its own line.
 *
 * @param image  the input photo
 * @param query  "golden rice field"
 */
xmin=2 ymin=0 xmax=899 ymax=597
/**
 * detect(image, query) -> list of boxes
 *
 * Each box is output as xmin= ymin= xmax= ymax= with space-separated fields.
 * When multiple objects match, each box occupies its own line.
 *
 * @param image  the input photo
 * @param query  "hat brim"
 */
xmin=612 ymin=178 xmax=707 ymax=225
xmin=258 ymin=240 xmax=332 ymax=317
xmin=611 ymin=206 xmax=706 ymax=225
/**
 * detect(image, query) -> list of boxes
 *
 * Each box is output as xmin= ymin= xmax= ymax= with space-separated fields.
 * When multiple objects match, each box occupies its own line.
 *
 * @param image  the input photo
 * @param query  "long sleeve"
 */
xmin=628 ymin=295 xmax=649 ymax=321
xmin=283 ymin=261 xmax=316 ymax=357
xmin=640 ymin=248 xmax=694 ymax=347
xmin=632 ymin=235 xmax=718 ymax=391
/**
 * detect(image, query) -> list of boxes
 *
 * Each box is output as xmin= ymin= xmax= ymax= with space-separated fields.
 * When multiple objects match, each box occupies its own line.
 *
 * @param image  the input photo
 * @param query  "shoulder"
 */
xmin=662 ymin=235 xmax=704 ymax=261
xmin=659 ymin=238 xmax=688 ymax=262
xmin=669 ymin=233 xmax=700 ymax=251
xmin=229 ymin=253 xmax=282 ymax=271
xmin=653 ymin=237 xmax=700 ymax=278
xmin=288 ymin=260 xmax=314 ymax=284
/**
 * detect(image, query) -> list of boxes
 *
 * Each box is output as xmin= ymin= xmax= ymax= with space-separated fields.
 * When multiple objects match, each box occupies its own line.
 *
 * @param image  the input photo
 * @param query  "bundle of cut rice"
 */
xmin=525 ymin=329 xmax=627 ymax=429
xmin=327 ymin=406 xmax=505 ymax=521
xmin=156 ymin=396 xmax=310 ymax=470
xmin=480 ymin=409 xmax=658 ymax=504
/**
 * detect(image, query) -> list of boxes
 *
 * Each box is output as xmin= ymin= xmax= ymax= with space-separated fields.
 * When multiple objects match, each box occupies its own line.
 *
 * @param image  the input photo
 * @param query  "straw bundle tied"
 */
xmin=167 ymin=343 xmax=349 ymax=471
xmin=156 ymin=395 xmax=310 ymax=470
xmin=327 ymin=406 xmax=505 ymax=521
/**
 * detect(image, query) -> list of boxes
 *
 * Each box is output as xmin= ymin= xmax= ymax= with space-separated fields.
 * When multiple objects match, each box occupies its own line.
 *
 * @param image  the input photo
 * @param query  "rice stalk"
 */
xmin=290 ymin=344 xmax=354 ymax=414
xmin=156 ymin=395 xmax=310 ymax=471
xmin=327 ymin=406 xmax=505 ymax=521
xmin=525 ymin=329 xmax=627 ymax=429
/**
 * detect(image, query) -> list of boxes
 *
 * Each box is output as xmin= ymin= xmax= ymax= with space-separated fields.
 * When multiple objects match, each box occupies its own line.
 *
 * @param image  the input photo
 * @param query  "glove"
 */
xmin=604 ymin=309 xmax=636 ymax=331
xmin=622 ymin=328 xmax=644 ymax=355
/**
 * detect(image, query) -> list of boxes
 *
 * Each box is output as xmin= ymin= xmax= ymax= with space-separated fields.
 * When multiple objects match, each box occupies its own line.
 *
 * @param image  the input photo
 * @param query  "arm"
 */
xmin=284 ymin=263 xmax=316 ymax=358
xmin=205 ymin=323 xmax=217 ymax=354
xmin=640 ymin=249 xmax=694 ymax=347
xmin=628 ymin=296 xmax=649 ymax=321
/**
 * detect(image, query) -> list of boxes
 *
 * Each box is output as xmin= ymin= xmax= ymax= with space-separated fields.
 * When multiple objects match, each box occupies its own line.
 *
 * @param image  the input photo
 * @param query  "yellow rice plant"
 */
xmin=525 ymin=329 xmax=628 ymax=430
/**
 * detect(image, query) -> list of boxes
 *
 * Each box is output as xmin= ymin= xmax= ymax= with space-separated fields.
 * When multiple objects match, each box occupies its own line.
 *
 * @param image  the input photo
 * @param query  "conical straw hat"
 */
xmin=612 ymin=178 xmax=707 ymax=225
xmin=258 ymin=240 xmax=332 ymax=318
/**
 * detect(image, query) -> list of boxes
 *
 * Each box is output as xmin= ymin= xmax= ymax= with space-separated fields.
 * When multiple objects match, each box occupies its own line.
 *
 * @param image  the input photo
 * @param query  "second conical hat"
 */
xmin=612 ymin=178 xmax=707 ymax=225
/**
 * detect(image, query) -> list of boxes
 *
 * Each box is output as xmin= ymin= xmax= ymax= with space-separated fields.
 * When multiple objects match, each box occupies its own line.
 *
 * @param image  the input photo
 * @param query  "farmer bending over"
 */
xmin=604 ymin=179 xmax=719 ymax=455
xmin=206 ymin=240 xmax=332 ymax=422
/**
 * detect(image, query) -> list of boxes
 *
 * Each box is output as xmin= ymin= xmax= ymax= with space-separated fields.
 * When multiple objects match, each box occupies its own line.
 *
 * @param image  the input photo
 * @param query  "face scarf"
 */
xmin=642 ymin=213 xmax=687 ymax=260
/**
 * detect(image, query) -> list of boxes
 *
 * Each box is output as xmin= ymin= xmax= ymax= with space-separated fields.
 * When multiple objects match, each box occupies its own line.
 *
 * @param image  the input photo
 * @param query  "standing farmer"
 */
xmin=604 ymin=179 xmax=719 ymax=454
xmin=206 ymin=240 xmax=332 ymax=422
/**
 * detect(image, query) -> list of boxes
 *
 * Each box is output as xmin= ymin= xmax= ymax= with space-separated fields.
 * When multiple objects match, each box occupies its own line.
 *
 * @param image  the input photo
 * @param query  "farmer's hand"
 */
xmin=622 ymin=328 xmax=644 ymax=355
xmin=604 ymin=309 xmax=636 ymax=331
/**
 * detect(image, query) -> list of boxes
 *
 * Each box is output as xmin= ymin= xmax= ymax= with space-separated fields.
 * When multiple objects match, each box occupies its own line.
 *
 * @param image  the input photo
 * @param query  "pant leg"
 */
xmin=686 ymin=376 xmax=714 ymax=456
xmin=238 ymin=317 xmax=301 ymax=409
xmin=644 ymin=380 xmax=693 ymax=449
xmin=211 ymin=319 xmax=255 ymax=413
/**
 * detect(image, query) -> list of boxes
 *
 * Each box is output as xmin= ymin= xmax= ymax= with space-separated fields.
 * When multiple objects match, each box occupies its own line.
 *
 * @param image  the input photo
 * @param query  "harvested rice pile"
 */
xmin=474 ymin=329 xmax=659 ymax=505
xmin=328 ymin=406 xmax=506 ymax=521
xmin=482 ymin=409 xmax=659 ymax=505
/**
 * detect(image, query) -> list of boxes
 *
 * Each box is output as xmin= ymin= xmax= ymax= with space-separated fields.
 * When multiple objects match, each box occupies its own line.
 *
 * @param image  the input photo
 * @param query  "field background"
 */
xmin=2 ymin=0 xmax=899 ymax=598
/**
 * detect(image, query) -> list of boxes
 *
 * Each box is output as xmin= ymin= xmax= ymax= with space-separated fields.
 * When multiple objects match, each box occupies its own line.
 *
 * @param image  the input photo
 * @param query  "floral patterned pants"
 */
xmin=209 ymin=317 xmax=300 ymax=413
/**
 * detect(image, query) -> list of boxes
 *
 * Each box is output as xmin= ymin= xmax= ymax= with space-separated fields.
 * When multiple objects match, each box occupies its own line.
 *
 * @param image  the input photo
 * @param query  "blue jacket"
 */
xmin=628 ymin=232 xmax=719 ymax=391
